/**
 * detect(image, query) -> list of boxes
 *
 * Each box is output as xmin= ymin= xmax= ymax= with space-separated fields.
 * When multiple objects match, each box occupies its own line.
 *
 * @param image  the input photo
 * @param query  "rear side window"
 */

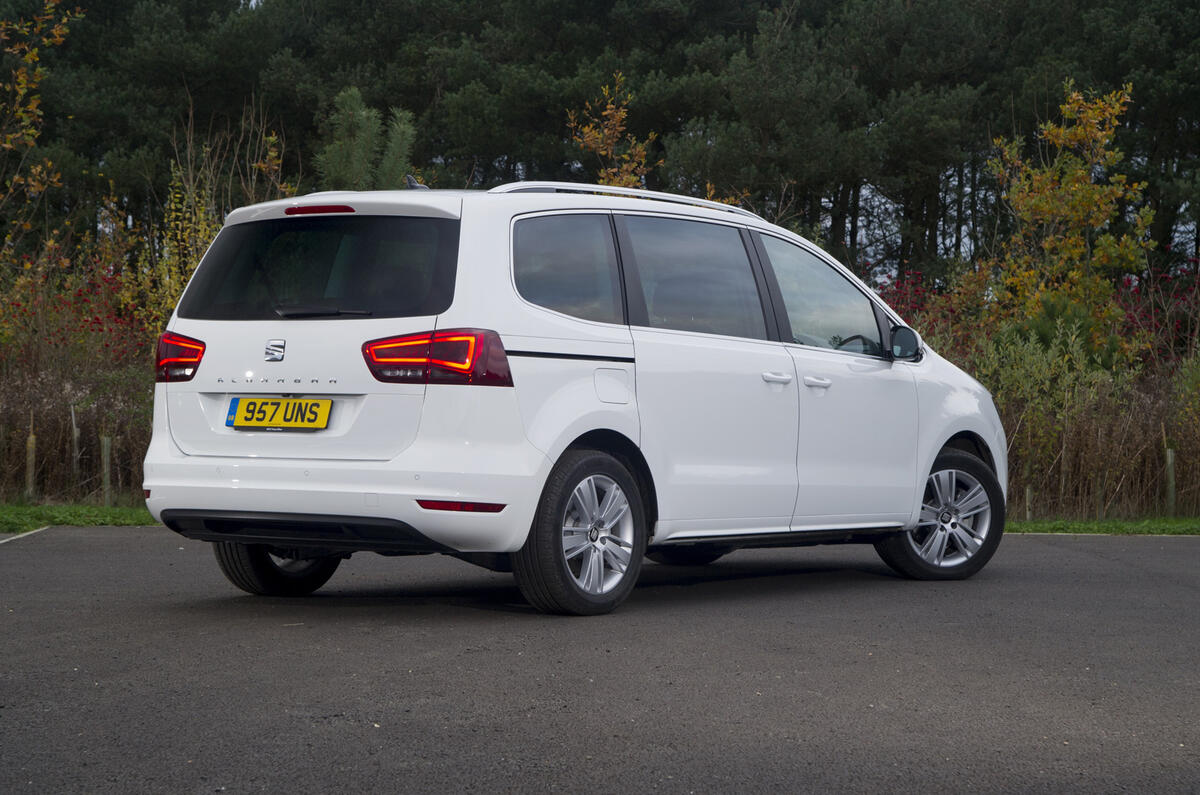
xmin=623 ymin=216 xmax=767 ymax=340
xmin=177 ymin=216 xmax=460 ymax=320
xmin=513 ymin=214 xmax=623 ymax=324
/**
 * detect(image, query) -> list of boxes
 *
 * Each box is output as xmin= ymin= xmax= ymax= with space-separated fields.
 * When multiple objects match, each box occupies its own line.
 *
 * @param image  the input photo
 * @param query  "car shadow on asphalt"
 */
xmin=173 ymin=553 xmax=902 ymax=619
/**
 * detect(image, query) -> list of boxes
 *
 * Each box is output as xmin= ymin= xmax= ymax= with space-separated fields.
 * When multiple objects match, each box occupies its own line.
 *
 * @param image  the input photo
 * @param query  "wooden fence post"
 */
xmin=101 ymin=435 xmax=112 ymax=508
xmin=70 ymin=405 xmax=81 ymax=494
xmin=25 ymin=428 xmax=36 ymax=502
xmin=1023 ymin=460 xmax=1032 ymax=522
xmin=1165 ymin=448 xmax=1176 ymax=518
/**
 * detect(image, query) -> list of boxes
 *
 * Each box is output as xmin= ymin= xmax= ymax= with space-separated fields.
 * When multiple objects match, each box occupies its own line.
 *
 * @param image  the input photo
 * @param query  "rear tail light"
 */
xmin=362 ymin=328 xmax=513 ymax=386
xmin=156 ymin=332 xmax=206 ymax=382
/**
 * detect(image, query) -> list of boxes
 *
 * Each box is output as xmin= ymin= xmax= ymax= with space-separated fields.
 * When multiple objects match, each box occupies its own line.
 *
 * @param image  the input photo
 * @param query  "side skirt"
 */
xmin=649 ymin=527 xmax=904 ymax=552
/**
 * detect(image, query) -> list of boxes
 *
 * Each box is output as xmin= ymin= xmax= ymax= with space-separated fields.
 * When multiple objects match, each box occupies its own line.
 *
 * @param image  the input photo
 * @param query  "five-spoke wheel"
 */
xmin=513 ymin=449 xmax=647 ymax=614
xmin=560 ymin=474 xmax=637 ymax=595
xmin=909 ymin=466 xmax=992 ymax=568
xmin=875 ymin=449 xmax=1004 ymax=580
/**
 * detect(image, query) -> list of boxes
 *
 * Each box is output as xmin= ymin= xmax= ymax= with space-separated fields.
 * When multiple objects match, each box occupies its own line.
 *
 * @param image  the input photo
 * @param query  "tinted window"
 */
xmin=513 ymin=214 xmax=623 ymax=324
xmin=624 ymin=216 xmax=767 ymax=340
xmin=177 ymin=216 xmax=459 ymax=320
xmin=760 ymin=235 xmax=882 ymax=355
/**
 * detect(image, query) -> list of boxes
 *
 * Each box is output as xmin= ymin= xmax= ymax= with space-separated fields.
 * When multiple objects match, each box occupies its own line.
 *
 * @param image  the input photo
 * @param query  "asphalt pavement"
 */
xmin=1 ymin=526 xmax=1197 ymax=793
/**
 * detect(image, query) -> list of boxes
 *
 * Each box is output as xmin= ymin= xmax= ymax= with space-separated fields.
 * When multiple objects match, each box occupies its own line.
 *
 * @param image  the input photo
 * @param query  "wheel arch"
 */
xmin=568 ymin=429 xmax=659 ymax=537
xmin=940 ymin=431 xmax=998 ymax=475
xmin=908 ymin=425 xmax=1007 ymax=529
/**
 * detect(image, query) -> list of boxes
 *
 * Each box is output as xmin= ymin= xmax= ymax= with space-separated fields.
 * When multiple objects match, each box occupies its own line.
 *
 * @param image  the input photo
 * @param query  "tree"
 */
xmin=0 ymin=0 xmax=82 ymax=252
xmin=314 ymin=86 xmax=415 ymax=190
xmin=990 ymin=82 xmax=1152 ymax=351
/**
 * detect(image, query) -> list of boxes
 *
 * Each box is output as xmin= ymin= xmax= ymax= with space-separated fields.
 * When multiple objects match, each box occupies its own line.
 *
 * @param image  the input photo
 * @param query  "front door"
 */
xmin=754 ymin=232 xmax=918 ymax=527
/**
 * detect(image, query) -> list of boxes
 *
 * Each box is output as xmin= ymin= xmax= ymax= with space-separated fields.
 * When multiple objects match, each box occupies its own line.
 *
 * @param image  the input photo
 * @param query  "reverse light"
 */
xmin=417 ymin=500 xmax=506 ymax=513
xmin=156 ymin=331 xmax=206 ymax=382
xmin=362 ymin=328 xmax=513 ymax=386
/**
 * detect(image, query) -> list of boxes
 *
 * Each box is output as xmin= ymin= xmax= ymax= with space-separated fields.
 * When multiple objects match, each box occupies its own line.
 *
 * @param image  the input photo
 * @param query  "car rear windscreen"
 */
xmin=176 ymin=215 xmax=460 ymax=320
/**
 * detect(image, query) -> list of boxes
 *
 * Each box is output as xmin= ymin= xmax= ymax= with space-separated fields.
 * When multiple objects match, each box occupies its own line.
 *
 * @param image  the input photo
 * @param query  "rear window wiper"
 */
xmin=273 ymin=304 xmax=374 ymax=318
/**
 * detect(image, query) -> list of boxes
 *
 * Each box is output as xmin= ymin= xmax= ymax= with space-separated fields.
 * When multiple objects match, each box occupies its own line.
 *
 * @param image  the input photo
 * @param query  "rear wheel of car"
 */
xmin=874 ymin=449 xmax=1005 ymax=580
xmin=512 ymin=449 xmax=647 ymax=615
xmin=213 ymin=543 xmax=341 ymax=596
xmin=646 ymin=546 xmax=729 ymax=566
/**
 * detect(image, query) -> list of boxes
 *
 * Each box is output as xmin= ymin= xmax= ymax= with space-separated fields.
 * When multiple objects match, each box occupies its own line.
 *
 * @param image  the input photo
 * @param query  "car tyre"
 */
xmin=213 ymin=543 xmax=341 ymax=596
xmin=646 ymin=546 xmax=729 ymax=566
xmin=875 ymin=449 xmax=1005 ymax=580
xmin=513 ymin=449 xmax=647 ymax=615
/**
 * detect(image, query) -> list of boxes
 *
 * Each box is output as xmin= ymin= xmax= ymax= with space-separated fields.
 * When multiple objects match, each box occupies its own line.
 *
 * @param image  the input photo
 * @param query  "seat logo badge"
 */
xmin=265 ymin=340 xmax=286 ymax=361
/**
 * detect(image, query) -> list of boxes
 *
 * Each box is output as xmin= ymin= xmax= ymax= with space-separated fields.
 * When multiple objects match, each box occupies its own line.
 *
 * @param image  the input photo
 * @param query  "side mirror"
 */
xmin=890 ymin=325 xmax=921 ymax=361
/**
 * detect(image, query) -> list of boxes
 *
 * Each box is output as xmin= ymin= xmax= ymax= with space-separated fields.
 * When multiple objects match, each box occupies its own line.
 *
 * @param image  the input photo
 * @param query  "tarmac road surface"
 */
xmin=1 ymin=526 xmax=1197 ymax=793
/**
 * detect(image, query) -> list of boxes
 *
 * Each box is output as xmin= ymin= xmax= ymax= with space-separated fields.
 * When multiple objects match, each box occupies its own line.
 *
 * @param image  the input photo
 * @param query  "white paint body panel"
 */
xmin=632 ymin=327 xmax=798 ymax=540
xmin=788 ymin=345 xmax=917 ymax=526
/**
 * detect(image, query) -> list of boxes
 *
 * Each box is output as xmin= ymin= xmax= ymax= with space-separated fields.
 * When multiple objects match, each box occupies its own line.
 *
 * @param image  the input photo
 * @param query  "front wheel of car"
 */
xmin=874 ymin=449 xmax=1005 ymax=580
xmin=512 ymin=449 xmax=647 ymax=615
xmin=213 ymin=543 xmax=342 ymax=596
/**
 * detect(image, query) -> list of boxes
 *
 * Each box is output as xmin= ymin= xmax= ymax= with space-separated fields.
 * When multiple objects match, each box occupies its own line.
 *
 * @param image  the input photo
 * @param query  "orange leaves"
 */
xmin=250 ymin=132 xmax=296 ymax=199
xmin=568 ymin=72 xmax=662 ymax=188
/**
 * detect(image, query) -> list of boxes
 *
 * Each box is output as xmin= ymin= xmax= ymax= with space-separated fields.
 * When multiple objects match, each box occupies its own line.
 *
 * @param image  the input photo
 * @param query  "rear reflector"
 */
xmin=284 ymin=204 xmax=355 ymax=215
xmin=156 ymin=331 xmax=206 ymax=382
xmin=417 ymin=500 xmax=506 ymax=513
xmin=362 ymin=328 xmax=513 ymax=386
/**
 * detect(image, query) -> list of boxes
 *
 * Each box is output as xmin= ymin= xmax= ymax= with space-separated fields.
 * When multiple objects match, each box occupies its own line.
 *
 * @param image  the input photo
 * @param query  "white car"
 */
xmin=144 ymin=181 xmax=1007 ymax=615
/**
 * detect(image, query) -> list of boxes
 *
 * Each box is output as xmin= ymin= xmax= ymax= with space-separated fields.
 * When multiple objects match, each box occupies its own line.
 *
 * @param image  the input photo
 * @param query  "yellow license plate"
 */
xmin=225 ymin=397 xmax=332 ymax=430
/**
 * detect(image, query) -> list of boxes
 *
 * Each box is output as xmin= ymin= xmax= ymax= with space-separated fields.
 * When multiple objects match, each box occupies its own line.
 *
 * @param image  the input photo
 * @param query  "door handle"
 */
xmin=803 ymin=376 xmax=833 ymax=388
xmin=761 ymin=371 xmax=793 ymax=384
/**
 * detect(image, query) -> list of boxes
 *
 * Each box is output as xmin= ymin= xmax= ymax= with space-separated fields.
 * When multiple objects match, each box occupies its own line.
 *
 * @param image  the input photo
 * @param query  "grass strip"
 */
xmin=1008 ymin=517 xmax=1200 ymax=535
xmin=0 ymin=504 xmax=156 ymax=535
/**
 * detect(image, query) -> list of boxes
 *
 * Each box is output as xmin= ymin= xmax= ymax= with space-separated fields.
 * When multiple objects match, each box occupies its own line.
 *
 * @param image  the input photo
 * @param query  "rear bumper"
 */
xmin=161 ymin=510 xmax=451 ymax=554
xmin=144 ymin=432 xmax=551 ymax=554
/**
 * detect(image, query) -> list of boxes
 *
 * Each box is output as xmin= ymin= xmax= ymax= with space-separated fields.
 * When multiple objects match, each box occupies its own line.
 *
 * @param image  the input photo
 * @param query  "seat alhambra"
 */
xmin=144 ymin=182 xmax=1007 ymax=614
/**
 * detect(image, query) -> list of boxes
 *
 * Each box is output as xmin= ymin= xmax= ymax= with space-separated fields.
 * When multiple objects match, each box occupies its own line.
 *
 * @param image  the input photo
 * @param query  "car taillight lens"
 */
xmin=362 ymin=328 xmax=513 ymax=386
xmin=156 ymin=332 xmax=206 ymax=382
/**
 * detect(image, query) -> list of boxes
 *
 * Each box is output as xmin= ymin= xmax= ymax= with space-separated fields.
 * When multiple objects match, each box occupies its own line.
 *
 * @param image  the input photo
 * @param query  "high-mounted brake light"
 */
xmin=362 ymin=328 xmax=513 ymax=386
xmin=156 ymin=331 xmax=206 ymax=382
xmin=284 ymin=204 xmax=355 ymax=215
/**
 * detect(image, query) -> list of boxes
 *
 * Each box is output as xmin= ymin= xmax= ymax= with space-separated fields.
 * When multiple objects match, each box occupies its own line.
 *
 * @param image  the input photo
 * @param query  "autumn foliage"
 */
xmin=0 ymin=3 xmax=1195 ymax=518
xmin=907 ymin=84 xmax=1198 ymax=517
xmin=569 ymin=73 xmax=662 ymax=189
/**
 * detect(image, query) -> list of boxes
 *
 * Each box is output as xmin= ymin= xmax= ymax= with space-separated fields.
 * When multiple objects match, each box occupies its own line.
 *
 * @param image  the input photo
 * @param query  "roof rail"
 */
xmin=488 ymin=181 xmax=762 ymax=221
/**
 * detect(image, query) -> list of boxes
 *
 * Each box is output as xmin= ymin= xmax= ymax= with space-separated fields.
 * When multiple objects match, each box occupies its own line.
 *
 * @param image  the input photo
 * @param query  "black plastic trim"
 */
xmin=651 ymin=527 xmax=904 ymax=551
xmin=611 ymin=214 xmax=650 ymax=327
xmin=749 ymin=230 xmax=796 ymax=344
xmin=161 ymin=510 xmax=451 ymax=554
xmin=505 ymin=350 xmax=635 ymax=364
xmin=740 ymin=227 xmax=784 ymax=343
